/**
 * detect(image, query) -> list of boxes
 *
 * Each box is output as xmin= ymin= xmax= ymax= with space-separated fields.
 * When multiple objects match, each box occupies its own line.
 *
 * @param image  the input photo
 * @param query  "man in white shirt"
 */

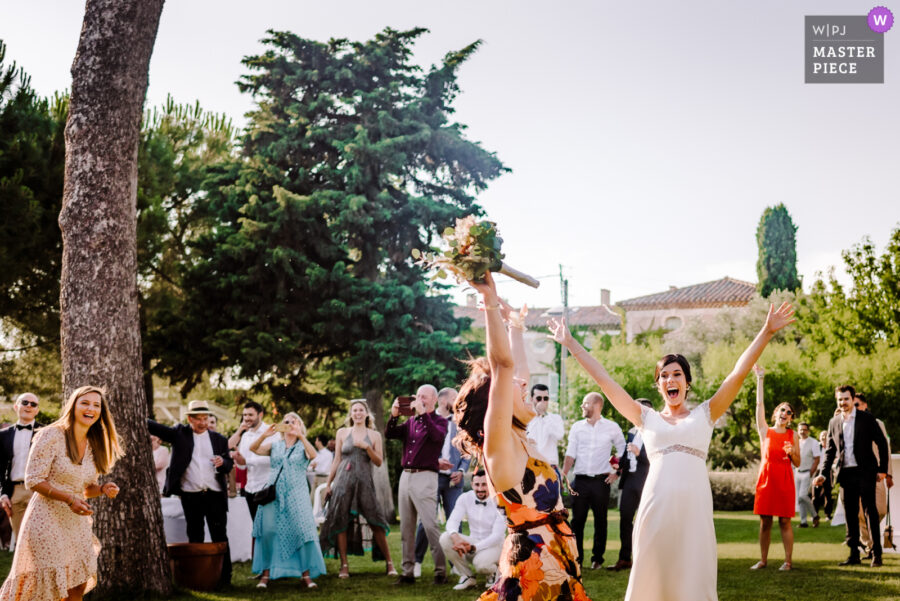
xmin=562 ymin=392 xmax=625 ymax=569
xmin=439 ymin=471 xmax=506 ymax=590
xmin=795 ymin=422 xmax=821 ymax=528
xmin=0 ymin=393 xmax=43 ymax=546
xmin=307 ymin=435 xmax=333 ymax=493
xmin=148 ymin=400 xmax=234 ymax=587
xmin=525 ymin=384 xmax=565 ymax=467
xmin=229 ymin=401 xmax=273 ymax=521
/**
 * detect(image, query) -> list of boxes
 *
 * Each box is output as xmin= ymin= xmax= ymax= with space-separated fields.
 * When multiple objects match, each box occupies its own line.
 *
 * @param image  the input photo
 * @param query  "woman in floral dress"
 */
xmin=454 ymin=273 xmax=589 ymax=601
xmin=0 ymin=386 xmax=122 ymax=601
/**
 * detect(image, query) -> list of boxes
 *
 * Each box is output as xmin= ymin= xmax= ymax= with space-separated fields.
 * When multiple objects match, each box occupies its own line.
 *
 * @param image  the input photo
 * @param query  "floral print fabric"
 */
xmin=480 ymin=453 xmax=590 ymax=601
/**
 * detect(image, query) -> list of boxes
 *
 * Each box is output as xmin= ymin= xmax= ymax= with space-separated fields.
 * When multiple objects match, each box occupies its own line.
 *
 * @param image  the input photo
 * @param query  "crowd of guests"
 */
xmin=0 ymin=319 xmax=894 ymax=599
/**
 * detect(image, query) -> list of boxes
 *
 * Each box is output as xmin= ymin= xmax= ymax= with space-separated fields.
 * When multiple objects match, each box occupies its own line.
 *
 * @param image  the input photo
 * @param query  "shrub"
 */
xmin=709 ymin=468 xmax=757 ymax=511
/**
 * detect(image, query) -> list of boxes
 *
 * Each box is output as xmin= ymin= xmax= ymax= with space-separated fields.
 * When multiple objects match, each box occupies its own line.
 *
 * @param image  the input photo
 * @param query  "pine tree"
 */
xmin=152 ymin=28 xmax=505 ymax=425
xmin=756 ymin=204 xmax=801 ymax=297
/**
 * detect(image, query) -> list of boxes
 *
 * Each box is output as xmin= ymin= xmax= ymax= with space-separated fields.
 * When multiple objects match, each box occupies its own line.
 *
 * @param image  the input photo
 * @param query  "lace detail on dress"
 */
xmin=649 ymin=444 xmax=707 ymax=461
xmin=638 ymin=403 xmax=652 ymax=430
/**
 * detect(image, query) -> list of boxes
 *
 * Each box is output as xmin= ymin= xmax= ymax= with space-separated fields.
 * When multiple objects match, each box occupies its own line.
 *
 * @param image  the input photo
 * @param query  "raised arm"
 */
xmin=708 ymin=302 xmax=795 ymax=422
xmin=471 ymin=273 xmax=523 ymax=492
xmin=753 ymin=364 xmax=768 ymax=439
xmin=248 ymin=427 xmax=277 ymax=456
xmin=548 ymin=317 xmax=642 ymax=427
xmin=324 ymin=429 xmax=346 ymax=495
xmin=501 ymin=300 xmax=530 ymax=390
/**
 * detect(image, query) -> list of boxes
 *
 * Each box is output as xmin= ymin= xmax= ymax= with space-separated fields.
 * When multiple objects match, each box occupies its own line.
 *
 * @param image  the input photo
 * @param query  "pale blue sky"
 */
xmin=2 ymin=0 xmax=897 ymax=308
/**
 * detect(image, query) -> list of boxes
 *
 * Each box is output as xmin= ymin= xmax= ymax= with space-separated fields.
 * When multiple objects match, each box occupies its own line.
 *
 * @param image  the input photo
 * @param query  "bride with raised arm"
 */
xmin=548 ymin=302 xmax=795 ymax=601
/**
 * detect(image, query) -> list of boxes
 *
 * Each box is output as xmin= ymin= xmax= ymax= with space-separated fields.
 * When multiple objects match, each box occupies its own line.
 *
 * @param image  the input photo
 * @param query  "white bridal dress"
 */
xmin=624 ymin=400 xmax=718 ymax=601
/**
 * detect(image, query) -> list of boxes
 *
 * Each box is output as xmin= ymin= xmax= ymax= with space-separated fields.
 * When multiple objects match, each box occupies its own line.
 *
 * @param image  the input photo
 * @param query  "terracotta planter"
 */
xmin=168 ymin=541 xmax=227 ymax=591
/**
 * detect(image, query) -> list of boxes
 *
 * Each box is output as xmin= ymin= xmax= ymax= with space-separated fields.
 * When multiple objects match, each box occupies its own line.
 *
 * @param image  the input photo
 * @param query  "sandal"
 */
xmin=303 ymin=576 xmax=318 ymax=588
xmin=749 ymin=561 xmax=767 ymax=570
xmin=779 ymin=562 xmax=792 ymax=571
xmin=338 ymin=563 xmax=350 ymax=579
xmin=386 ymin=561 xmax=398 ymax=576
xmin=257 ymin=576 xmax=270 ymax=588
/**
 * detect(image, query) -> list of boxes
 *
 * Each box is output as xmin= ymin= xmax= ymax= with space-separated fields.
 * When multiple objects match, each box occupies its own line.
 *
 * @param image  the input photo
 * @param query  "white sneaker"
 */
xmin=413 ymin=563 xmax=422 ymax=578
xmin=453 ymin=577 xmax=477 ymax=591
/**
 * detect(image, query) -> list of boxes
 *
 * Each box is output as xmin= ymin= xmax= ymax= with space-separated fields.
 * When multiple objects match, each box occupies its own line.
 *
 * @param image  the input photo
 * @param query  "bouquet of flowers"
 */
xmin=412 ymin=216 xmax=539 ymax=288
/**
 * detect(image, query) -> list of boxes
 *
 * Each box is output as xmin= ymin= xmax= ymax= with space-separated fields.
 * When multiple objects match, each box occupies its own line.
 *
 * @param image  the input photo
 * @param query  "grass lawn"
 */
xmin=1 ymin=511 xmax=897 ymax=600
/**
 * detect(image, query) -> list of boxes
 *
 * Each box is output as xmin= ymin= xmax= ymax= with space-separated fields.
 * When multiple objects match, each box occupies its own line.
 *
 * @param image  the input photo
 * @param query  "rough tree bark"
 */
xmin=59 ymin=0 xmax=171 ymax=595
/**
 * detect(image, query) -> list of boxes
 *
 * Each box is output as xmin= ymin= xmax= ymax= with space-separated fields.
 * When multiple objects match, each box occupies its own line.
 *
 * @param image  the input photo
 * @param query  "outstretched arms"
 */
xmin=548 ymin=318 xmax=642 ymax=427
xmin=708 ymin=302 xmax=795 ymax=422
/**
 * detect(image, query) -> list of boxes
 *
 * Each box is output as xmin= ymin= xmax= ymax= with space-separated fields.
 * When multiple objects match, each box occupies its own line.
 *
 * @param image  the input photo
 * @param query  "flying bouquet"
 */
xmin=412 ymin=216 xmax=540 ymax=288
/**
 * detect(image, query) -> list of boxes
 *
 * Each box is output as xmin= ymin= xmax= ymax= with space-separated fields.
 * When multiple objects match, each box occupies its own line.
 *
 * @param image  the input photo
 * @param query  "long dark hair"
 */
xmin=453 ymin=357 xmax=527 ymax=458
xmin=654 ymin=354 xmax=693 ymax=385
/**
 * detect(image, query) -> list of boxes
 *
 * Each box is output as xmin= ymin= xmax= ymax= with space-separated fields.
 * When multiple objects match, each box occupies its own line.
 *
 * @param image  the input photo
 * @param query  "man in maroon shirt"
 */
xmin=386 ymin=384 xmax=449 ymax=584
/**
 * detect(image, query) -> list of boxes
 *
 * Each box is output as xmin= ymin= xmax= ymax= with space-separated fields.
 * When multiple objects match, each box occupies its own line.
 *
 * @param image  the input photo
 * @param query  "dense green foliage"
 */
xmin=797 ymin=224 xmax=900 ymax=357
xmin=569 ymin=288 xmax=900 ymax=469
xmin=149 ymin=28 xmax=504 ymax=422
xmin=0 ymin=41 xmax=66 ymax=347
xmin=756 ymin=204 xmax=801 ymax=297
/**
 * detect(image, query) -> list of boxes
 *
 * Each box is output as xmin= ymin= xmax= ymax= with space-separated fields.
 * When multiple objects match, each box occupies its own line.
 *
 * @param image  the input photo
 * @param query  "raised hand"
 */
xmin=547 ymin=317 xmax=574 ymax=347
xmin=469 ymin=271 xmax=499 ymax=301
xmin=764 ymin=302 xmax=796 ymax=335
xmin=752 ymin=364 xmax=764 ymax=378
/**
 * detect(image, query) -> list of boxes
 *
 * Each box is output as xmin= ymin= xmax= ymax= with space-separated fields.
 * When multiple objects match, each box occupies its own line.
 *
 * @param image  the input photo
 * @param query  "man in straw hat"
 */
xmin=149 ymin=400 xmax=234 ymax=588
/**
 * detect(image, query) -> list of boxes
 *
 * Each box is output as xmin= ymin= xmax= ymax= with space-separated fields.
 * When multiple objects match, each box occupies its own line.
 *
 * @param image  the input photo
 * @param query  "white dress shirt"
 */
xmin=309 ymin=447 xmax=333 ymax=476
xmin=526 ymin=412 xmax=565 ymax=466
xmin=797 ymin=437 xmax=821 ymax=472
xmin=841 ymin=409 xmax=857 ymax=468
xmin=10 ymin=422 xmax=36 ymax=482
xmin=238 ymin=422 xmax=273 ymax=493
xmin=445 ymin=490 xmax=507 ymax=551
xmin=181 ymin=431 xmax=222 ymax=492
xmin=565 ymin=418 xmax=625 ymax=476
xmin=626 ymin=430 xmax=644 ymax=473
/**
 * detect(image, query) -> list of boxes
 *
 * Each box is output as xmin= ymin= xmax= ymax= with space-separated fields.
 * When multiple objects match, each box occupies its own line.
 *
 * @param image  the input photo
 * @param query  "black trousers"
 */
xmin=181 ymin=490 xmax=232 ymax=586
xmin=242 ymin=489 xmax=262 ymax=521
xmin=618 ymin=483 xmax=643 ymax=561
xmin=837 ymin=467 xmax=881 ymax=558
xmin=571 ymin=475 xmax=610 ymax=565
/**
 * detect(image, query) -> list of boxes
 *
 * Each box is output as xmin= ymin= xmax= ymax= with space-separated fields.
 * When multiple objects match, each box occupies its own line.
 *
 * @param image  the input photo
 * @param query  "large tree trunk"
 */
xmin=59 ymin=0 xmax=171 ymax=595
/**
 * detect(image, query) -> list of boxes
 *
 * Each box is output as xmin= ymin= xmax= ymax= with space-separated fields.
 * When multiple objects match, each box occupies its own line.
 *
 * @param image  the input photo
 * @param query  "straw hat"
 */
xmin=185 ymin=400 xmax=212 ymax=416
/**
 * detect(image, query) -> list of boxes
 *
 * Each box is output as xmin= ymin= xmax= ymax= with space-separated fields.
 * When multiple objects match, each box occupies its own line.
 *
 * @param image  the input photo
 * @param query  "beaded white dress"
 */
xmin=624 ymin=400 xmax=717 ymax=601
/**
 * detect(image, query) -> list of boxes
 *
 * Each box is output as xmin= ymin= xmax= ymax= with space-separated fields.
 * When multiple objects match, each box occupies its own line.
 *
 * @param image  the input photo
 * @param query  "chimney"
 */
xmin=466 ymin=293 xmax=477 ymax=307
xmin=600 ymin=288 xmax=611 ymax=306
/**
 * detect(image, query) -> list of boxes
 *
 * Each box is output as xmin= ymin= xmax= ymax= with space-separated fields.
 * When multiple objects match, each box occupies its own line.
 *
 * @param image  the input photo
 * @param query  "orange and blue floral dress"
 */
xmin=481 ymin=451 xmax=590 ymax=601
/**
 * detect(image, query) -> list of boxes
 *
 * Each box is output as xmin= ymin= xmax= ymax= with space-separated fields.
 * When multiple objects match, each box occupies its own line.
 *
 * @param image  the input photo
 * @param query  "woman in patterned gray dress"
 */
xmin=320 ymin=400 xmax=396 ymax=579
xmin=248 ymin=412 xmax=326 ymax=589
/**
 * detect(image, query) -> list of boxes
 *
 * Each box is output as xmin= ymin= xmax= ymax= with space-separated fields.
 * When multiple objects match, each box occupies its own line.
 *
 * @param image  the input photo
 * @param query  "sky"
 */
xmin=1 ymin=0 xmax=898 ymax=309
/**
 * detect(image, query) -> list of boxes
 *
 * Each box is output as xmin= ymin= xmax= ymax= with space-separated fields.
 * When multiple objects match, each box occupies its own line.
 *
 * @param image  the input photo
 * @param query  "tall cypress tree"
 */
xmin=151 ymin=28 xmax=506 ymax=425
xmin=756 ymin=203 xmax=801 ymax=297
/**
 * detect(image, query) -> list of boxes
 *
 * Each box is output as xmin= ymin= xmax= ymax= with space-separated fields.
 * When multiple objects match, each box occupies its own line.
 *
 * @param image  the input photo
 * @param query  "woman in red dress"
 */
xmin=750 ymin=365 xmax=800 ymax=571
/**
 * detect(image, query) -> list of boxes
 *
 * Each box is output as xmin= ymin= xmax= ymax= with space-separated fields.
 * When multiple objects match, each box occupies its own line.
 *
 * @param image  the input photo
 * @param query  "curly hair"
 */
xmin=453 ymin=357 xmax=527 ymax=458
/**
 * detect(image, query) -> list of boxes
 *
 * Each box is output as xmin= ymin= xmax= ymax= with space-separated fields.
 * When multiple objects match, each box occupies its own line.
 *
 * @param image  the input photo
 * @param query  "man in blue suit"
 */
xmin=414 ymin=387 xmax=471 ymax=578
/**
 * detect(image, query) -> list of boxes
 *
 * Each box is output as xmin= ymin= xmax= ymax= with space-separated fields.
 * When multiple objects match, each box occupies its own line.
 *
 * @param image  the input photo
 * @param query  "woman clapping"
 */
xmin=249 ymin=413 xmax=326 ymax=589
xmin=0 ymin=386 xmax=123 ymax=601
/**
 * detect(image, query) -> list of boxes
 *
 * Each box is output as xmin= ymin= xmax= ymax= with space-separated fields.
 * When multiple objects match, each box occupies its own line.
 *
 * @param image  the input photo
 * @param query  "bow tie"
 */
xmin=475 ymin=500 xmax=487 ymax=506
xmin=16 ymin=424 xmax=34 ymax=431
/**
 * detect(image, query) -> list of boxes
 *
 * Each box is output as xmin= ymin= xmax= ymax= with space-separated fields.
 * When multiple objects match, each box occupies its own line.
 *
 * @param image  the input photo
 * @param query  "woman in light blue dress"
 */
xmin=248 ymin=412 xmax=326 ymax=589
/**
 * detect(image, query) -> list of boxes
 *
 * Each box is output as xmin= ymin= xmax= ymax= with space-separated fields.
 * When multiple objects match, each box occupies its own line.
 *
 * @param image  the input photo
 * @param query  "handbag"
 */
xmin=251 ymin=444 xmax=297 ymax=506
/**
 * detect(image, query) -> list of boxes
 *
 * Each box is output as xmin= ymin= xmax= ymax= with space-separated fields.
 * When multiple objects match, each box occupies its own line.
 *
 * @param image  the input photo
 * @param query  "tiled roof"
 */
xmin=616 ymin=277 xmax=756 ymax=310
xmin=454 ymin=304 xmax=621 ymax=330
